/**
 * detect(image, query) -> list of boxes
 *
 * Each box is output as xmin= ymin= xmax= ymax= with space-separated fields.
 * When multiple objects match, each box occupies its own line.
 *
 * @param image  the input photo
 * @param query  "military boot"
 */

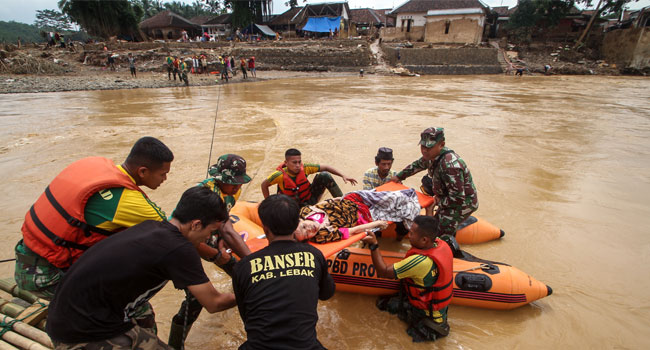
xmin=168 ymin=319 xmax=191 ymax=350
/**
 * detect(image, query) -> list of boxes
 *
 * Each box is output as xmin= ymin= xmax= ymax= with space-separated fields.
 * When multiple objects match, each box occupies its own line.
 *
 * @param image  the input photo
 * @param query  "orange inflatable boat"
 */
xmin=229 ymin=201 xmax=550 ymax=310
xmin=328 ymin=247 xmax=552 ymax=310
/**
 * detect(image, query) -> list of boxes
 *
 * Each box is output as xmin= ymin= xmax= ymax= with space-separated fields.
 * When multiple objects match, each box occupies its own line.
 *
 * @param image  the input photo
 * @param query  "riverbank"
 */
xmin=0 ymin=39 xmax=642 ymax=94
xmin=0 ymin=70 xmax=355 ymax=94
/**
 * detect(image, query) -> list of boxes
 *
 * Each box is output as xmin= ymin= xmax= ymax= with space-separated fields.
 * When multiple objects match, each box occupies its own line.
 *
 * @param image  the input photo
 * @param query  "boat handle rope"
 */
xmin=206 ymin=84 xmax=222 ymax=179
xmin=453 ymin=263 xmax=491 ymax=273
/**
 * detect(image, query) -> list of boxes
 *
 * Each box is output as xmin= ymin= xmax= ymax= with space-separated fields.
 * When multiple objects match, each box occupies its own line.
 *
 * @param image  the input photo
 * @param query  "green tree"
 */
xmin=58 ymin=0 xmax=144 ymax=40
xmin=0 ymin=21 xmax=43 ymax=43
xmin=574 ymin=0 xmax=637 ymax=47
xmin=34 ymin=9 xmax=73 ymax=31
xmin=224 ymin=0 xmax=271 ymax=29
xmin=507 ymin=0 xmax=576 ymax=41
xmin=163 ymin=0 xmax=220 ymax=18
xmin=135 ymin=0 xmax=165 ymax=19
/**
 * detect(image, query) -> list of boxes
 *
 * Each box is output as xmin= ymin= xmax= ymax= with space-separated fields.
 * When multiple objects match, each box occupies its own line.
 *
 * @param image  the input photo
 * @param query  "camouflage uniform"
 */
xmin=14 ymin=239 xmax=61 ymax=299
xmin=53 ymin=323 xmax=169 ymax=350
xmin=396 ymin=128 xmax=478 ymax=236
xmin=169 ymin=154 xmax=250 ymax=350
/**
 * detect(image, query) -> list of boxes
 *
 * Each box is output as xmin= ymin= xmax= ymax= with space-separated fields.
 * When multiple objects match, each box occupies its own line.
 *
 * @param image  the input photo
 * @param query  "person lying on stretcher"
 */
xmin=293 ymin=189 xmax=427 ymax=243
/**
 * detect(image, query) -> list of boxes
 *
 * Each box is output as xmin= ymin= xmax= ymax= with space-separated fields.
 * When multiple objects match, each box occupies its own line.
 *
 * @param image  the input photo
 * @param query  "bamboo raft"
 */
xmin=0 ymin=278 xmax=53 ymax=350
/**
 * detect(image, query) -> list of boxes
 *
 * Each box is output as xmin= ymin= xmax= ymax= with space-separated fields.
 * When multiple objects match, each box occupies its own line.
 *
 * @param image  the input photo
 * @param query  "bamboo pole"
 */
xmin=0 ymin=315 xmax=52 ymax=348
xmin=1 ymin=330 xmax=51 ymax=350
xmin=15 ymin=299 xmax=49 ymax=326
xmin=36 ymin=319 xmax=46 ymax=332
xmin=0 ymin=278 xmax=39 ymax=304
xmin=0 ymin=340 xmax=19 ymax=350
xmin=0 ymin=298 xmax=24 ymax=318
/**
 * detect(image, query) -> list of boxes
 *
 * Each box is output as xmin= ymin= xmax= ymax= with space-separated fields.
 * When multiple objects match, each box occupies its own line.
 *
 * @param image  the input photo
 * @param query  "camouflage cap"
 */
xmin=208 ymin=154 xmax=251 ymax=185
xmin=419 ymin=127 xmax=445 ymax=148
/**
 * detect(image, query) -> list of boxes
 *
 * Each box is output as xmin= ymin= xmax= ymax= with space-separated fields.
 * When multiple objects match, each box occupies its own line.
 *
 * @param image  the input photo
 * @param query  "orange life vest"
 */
xmin=402 ymin=239 xmax=454 ymax=313
xmin=21 ymin=157 xmax=144 ymax=268
xmin=276 ymin=164 xmax=312 ymax=204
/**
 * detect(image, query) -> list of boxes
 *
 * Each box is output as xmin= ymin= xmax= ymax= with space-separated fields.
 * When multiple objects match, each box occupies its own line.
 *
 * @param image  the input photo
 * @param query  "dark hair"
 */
xmin=258 ymin=194 xmax=299 ymax=236
xmin=374 ymin=147 xmax=394 ymax=164
xmin=125 ymin=137 xmax=174 ymax=170
xmin=285 ymin=148 xmax=301 ymax=158
xmin=412 ymin=215 xmax=440 ymax=239
xmin=173 ymin=187 xmax=228 ymax=226
xmin=375 ymin=156 xmax=394 ymax=164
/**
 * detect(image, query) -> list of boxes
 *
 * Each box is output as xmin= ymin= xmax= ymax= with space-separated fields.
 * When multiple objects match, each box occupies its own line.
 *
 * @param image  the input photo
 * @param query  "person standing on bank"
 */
xmin=361 ymin=215 xmax=453 ymax=342
xmin=261 ymin=148 xmax=358 ymax=207
xmin=128 ymin=52 xmax=136 ymax=78
xmin=233 ymin=194 xmax=335 ymax=349
xmin=46 ymin=187 xmax=237 ymax=350
xmin=168 ymin=154 xmax=253 ymax=350
xmin=391 ymin=127 xmax=478 ymax=237
xmin=363 ymin=147 xmax=397 ymax=190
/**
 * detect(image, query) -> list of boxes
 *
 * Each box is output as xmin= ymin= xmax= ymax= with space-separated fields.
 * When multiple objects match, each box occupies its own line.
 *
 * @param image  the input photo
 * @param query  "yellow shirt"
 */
xmin=266 ymin=163 xmax=320 ymax=192
xmin=84 ymin=165 xmax=166 ymax=231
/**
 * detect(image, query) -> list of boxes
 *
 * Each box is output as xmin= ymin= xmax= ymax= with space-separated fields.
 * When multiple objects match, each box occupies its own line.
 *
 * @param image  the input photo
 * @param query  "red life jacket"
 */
xmin=21 ymin=157 xmax=144 ymax=268
xmin=276 ymin=163 xmax=312 ymax=204
xmin=402 ymin=239 xmax=454 ymax=313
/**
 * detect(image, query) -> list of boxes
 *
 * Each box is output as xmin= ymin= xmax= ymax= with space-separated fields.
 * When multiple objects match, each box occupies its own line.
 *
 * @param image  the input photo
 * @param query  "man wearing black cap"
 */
xmin=391 ymin=127 xmax=478 ymax=237
xmin=363 ymin=147 xmax=398 ymax=190
xmin=168 ymin=154 xmax=252 ymax=350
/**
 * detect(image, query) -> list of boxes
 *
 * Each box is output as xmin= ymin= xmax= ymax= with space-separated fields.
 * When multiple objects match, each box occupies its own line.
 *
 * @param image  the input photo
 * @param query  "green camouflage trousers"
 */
xmin=14 ymin=239 xmax=61 ymax=299
xmin=376 ymin=294 xmax=450 ymax=342
xmin=436 ymin=205 xmax=476 ymax=237
xmin=53 ymin=325 xmax=170 ymax=350
xmin=303 ymin=172 xmax=342 ymax=206
xmin=14 ymin=239 xmax=158 ymax=333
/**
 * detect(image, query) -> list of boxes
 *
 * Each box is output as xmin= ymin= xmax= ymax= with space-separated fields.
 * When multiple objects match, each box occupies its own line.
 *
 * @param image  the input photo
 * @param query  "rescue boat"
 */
xmin=229 ymin=200 xmax=551 ymax=310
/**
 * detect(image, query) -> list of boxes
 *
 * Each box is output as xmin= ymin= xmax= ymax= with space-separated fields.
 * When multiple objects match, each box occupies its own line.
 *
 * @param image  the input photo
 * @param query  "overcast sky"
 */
xmin=2 ymin=0 xmax=649 ymax=25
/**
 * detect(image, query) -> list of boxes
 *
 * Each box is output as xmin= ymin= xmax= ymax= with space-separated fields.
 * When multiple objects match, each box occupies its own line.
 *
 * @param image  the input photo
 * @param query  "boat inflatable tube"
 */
xmin=328 ymin=247 xmax=552 ymax=310
xmin=374 ymin=182 xmax=504 ymax=244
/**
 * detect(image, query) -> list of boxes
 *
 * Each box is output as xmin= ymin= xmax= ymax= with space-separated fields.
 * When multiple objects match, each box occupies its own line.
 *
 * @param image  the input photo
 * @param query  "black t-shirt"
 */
xmin=46 ymin=220 xmax=209 ymax=343
xmin=233 ymin=240 xmax=335 ymax=350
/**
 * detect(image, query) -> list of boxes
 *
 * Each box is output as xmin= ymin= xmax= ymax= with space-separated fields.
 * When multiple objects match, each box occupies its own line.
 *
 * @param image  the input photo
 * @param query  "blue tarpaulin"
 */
xmin=302 ymin=16 xmax=341 ymax=33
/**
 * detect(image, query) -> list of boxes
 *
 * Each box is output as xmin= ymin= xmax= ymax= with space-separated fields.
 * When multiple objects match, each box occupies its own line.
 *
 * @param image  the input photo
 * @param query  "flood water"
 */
xmin=1 ymin=74 xmax=649 ymax=349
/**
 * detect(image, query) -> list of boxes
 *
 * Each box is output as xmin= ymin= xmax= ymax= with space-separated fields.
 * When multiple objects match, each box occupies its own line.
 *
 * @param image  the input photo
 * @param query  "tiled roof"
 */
xmin=204 ymin=13 xmax=232 ymax=25
xmin=268 ymin=7 xmax=303 ymax=25
xmin=492 ymin=6 xmax=509 ymax=16
xmin=373 ymin=8 xmax=396 ymax=26
xmin=350 ymin=8 xmax=382 ymax=24
xmin=140 ymin=10 xmax=200 ymax=30
xmin=293 ymin=2 xmax=351 ymax=25
xmin=391 ymin=0 xmax=487 ymax=14
xmin=190 ymin=15 xmax=213 ymax=25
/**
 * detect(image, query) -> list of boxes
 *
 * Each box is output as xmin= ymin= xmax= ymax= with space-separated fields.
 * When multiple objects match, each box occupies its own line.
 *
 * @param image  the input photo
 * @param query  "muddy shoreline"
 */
xmin=1 ymin=39 xmax=643 ymax=94
xmin=0 ymin=70 xmax=357 ymax=94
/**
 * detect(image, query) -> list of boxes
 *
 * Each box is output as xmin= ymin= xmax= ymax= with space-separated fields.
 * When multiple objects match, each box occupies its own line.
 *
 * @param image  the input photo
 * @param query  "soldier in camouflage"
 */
xmin=169 ymin=154 xmax=252 ymax=350
xmin=391 ymin=127 xmax=478 ymax=236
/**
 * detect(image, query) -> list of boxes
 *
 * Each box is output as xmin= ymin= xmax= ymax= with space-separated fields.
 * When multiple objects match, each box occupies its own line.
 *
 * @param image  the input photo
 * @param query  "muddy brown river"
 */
xmin=1 ymin=74 xmax=649 ymax=349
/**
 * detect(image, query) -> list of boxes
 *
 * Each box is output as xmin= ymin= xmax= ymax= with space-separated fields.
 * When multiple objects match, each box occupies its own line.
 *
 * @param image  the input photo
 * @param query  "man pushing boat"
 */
xmin=14 ymin=136 xmax=173 ymax=331
xmin=168 ymin=154 xmax=253 ymax=350
xmin=391 ymin=127 xmax=478 ymax=237
xmin=46 ymin=187 xmax=236 ymax=350
xmin=361 ymin=215 xmax=453 ymax=342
